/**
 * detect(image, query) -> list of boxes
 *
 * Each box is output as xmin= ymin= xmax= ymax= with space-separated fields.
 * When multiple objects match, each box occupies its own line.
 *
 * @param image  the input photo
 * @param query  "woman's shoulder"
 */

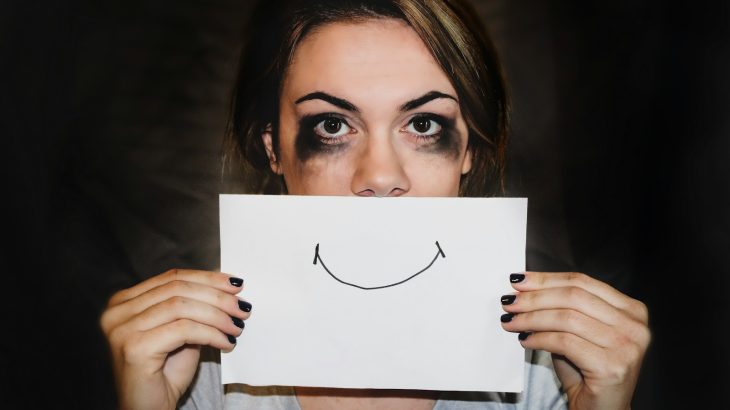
xmin=180 ymin=348 xmax=566 ymax=410
xmin=179 ymin=347 xmax=298 ymax=410
xmin=436 ymin=349 xmax=566 ymax=410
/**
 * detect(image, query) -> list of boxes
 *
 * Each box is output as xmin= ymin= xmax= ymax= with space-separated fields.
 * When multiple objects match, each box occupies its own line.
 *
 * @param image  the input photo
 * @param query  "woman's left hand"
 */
xmin=500 ymin=271 xmax=651 ymax=410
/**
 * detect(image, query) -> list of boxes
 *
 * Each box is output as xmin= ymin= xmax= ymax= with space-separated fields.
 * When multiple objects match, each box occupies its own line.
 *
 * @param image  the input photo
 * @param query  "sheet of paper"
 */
xmin=220 ymin=195 xmax=527 ymax=392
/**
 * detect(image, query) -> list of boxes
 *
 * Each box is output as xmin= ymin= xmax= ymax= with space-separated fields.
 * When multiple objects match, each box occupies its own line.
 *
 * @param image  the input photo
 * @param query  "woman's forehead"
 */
xmin=282 ymin=19 xmax=456 ymax=111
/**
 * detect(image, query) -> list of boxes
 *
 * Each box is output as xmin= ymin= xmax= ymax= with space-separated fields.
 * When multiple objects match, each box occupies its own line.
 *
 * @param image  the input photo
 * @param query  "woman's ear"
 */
xmin=262 ymin=124 xmax=283 ymax=175
xmin=461 ymin=146 xmax=473 ymax=175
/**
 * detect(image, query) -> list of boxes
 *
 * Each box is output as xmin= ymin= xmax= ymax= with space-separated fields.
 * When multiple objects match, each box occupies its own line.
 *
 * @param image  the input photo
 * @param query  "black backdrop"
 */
xmin=2 ymin=0 xmax=728 ymax=408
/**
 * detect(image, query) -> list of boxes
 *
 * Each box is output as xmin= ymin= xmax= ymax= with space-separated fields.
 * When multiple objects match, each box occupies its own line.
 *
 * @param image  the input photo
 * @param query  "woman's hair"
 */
xmin=226 ymin=0 xmax=509 ymax=197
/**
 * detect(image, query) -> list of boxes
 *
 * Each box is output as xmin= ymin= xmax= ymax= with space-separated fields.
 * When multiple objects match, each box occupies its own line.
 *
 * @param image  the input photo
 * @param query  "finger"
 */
xmin=501 ymin=309 xmax=618 ymax=348
xmin=103 ymin=280 xmax=252 ymax=331
xmin=510 ymin=272 xmax=648 ymax=323
xmin=127 ymin=296 xmax=245 ymax=338
xmin=109 ymin=269 xmax=244 ymax=307
xmin=119 ymin=319 xmax=236 ymax=370
xmin=518 ymin=331 xmax=608 ymax=376
xmin=502 ymin=286 xmax=628 ymax=327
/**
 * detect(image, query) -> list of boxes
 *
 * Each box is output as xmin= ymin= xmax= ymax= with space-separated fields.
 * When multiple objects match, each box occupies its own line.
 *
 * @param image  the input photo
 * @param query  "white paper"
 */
xmin=220 ymin=195 xmax=526 ymax=392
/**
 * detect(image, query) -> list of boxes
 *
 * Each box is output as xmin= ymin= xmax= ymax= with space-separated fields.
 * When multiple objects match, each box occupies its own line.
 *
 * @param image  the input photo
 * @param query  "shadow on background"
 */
xmin=2 ymin=0 xmax=728 ymax=408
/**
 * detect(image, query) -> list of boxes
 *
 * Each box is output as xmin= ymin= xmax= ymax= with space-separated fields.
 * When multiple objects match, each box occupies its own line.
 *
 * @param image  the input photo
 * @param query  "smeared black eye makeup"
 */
xmin=295 ymin=113 xmax=354 ymax=160
xmin=403 ymin=113 xmax=460 ymax=158
xmin=294 ymin=110 xmax=461 ymax=162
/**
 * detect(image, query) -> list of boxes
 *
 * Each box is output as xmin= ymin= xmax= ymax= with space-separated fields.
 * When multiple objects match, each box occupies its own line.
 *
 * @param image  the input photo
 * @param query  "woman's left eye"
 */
xmin=314 ymin=117 xmax=352 ymax=139
xmin=405 ymin=116 xmax=442 ymax=137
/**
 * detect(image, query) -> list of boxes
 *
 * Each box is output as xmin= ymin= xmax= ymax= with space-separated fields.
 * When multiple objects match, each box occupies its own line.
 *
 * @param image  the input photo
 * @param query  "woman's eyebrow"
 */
xmin=295 ymin=92 xmax=359 ymax=112
xmin=294 ymin=90 xmax=457 ymax=113
xmin=399 ymin=91 xmax=458 ymax=112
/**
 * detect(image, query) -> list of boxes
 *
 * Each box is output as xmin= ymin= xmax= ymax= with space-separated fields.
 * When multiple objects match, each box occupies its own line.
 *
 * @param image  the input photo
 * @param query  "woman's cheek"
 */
xmin=285 ymin=154 xmax=357 ymax=195
xmin=401 ymin=154 xmax=463 ymax=196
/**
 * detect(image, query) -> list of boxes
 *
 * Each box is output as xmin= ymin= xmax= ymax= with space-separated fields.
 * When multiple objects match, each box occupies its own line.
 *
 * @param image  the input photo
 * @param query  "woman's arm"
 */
xmin=500 ymin=271 xmax=650 ymax=410
xmin=100 ymin=269 xmax=250 ymax=410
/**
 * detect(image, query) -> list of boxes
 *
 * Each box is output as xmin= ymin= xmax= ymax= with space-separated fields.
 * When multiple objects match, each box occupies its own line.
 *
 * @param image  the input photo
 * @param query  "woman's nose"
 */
xmin=350 ymin=136 xmax=411 ymax=197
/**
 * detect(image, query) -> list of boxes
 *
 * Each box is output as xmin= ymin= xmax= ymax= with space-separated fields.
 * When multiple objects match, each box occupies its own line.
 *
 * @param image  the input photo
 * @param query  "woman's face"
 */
xmin=265 ymin=18 xmax=472 ymax=197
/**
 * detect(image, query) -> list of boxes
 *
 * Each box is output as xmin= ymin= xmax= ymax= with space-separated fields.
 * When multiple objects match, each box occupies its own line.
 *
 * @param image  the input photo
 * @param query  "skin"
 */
xmin=265 ymin=19 xmax=472 ymax=197
xmin=101 ymin=19 xmax=649 ymax=410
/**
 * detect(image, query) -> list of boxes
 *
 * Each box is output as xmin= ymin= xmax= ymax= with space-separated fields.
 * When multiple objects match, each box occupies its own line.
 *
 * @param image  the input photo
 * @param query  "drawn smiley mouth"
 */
xmin=312 ymin=241 xmax=446 ymax=290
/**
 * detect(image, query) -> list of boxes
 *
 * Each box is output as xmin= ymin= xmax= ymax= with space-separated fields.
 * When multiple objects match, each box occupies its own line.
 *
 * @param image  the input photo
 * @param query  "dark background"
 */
xmin=2 ymin=0 xmax=728 ymax=408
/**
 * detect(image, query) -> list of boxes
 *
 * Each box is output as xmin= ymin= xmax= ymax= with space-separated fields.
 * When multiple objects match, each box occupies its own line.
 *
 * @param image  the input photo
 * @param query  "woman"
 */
xmin=100 ymin=0 xmax=650 ymax=409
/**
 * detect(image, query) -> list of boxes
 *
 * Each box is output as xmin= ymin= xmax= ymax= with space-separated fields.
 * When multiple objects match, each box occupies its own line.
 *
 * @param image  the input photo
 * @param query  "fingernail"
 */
xmin=501 ymin=294 xmax=516 ymax=305
xmin=510 ymin=273 xmax=525 ymax=283
xmin=229 ymin=277 xmax=244 ymax=287
xmin=518 ymin=332 xmax=531 ymax=341
xmin=500 ymin=313 xmax=514 ymax=323
xmin=231 ymin=316 xmax=245 ymax=329
xmin=227 ymin=334 xmax=237 ymax=345
xmin=238 ymin=300 xmax=253 ymax=312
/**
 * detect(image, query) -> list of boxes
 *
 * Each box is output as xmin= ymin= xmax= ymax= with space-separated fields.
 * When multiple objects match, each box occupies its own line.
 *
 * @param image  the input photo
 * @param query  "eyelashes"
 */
xmin=294 ymin=112 xmax=459 ymax=161
xmin=403 ymin=114 xmax=450 ymax=142
xmin=306 ymin=113 xmax=354 ymax=144
xmin=295 ymin=113 xmax=353 ymax=160
xmin=403 ymin=114 xmax=459 ymax=156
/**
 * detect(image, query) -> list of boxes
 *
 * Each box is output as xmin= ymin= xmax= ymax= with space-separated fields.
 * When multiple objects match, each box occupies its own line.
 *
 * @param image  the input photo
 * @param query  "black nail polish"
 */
xmin=518 ymin=332 xmax=531 ymax=341
xmin=229 ymin=277 xmax=244 ymax=287
xmin=238 ymin=300 xmax=252 ymax=312
xmin=232 ymin=316 xmax=245 ymax=329
xmin=500 ymin=313 xmax=514 ymax=323
xmin=227 ymin=334 xmax=237 ymax=344
xmin=510 ymin=273 xmax=525 ymax=283
xmin=501 ymin=294 xmax=516 ymax=305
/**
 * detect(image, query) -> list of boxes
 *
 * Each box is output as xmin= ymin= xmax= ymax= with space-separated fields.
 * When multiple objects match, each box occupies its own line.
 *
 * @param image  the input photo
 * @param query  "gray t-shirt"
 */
xmin=179 ymin=348 xmax=567 ymax=409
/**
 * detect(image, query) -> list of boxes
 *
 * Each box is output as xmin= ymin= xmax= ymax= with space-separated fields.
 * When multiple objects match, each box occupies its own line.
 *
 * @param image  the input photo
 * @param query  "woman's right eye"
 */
xmin=314 ymin=117 xmax=351 ymax=140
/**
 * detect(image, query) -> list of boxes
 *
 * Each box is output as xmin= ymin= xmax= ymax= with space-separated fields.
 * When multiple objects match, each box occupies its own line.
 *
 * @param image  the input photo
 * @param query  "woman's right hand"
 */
xmin=100 ymin=269 xmax=251 ymax=410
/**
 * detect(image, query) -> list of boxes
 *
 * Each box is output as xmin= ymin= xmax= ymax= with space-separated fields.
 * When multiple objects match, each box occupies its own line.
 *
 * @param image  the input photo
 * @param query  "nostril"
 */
xmin=355 ymin=189 xmax=376 ymax=197
xmin=354 ymin=188 xmax=407 ymax=197
xmin=388 ymin=188 xmax=407 ymax=197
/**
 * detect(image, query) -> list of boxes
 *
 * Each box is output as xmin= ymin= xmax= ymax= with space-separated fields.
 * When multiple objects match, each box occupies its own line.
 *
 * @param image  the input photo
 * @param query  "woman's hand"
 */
xmin=500 ymin=271 xmax=650 ymax=410
xmin=100 ymin=269 xmax=252 ymax=410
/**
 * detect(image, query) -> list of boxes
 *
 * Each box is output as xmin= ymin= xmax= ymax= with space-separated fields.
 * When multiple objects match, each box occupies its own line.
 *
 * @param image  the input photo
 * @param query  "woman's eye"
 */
xmin=314 ymin=117 xmax=351 ymax=139
xmin=405 ymin=117 xmax=442 ymax=137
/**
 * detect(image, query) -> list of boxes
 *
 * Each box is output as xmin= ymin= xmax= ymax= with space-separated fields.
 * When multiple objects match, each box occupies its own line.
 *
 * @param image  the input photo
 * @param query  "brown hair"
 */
xmin=226 ymin=0 xmax=509 ymax=197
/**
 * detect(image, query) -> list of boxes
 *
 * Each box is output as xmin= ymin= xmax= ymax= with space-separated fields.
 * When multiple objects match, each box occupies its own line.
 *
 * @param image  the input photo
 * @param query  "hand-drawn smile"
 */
xmin=312 ymin=241 xmax=446 ymax=290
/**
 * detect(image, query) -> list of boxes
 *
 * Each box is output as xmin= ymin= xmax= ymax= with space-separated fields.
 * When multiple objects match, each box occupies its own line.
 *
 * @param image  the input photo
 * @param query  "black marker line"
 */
xmin=436 ymin=241 xmax=445 ymax=258
xmin=312 ymin=241 xmax=446 ymax=290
